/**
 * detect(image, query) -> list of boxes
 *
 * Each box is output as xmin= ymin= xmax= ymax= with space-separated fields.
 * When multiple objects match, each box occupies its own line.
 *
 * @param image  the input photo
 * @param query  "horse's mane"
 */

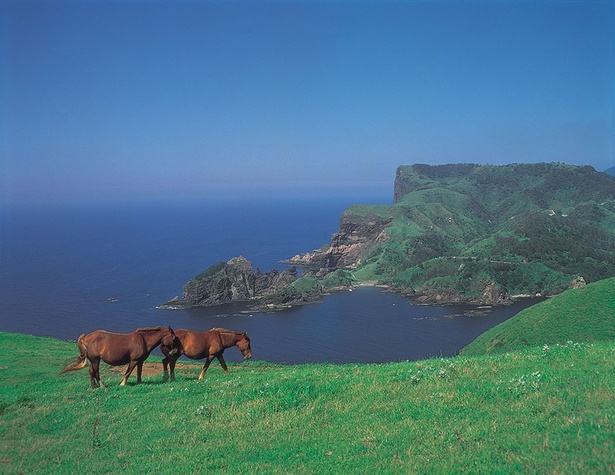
xmin=135 ymin=326 xmax=168 ymax=333
xmin=210 ymin=327 xmax=245 ymax=335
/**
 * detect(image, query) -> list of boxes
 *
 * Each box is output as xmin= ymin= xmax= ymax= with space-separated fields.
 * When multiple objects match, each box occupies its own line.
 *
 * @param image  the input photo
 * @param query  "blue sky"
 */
xmin=2 ymin=1 xmax=613 ymax=204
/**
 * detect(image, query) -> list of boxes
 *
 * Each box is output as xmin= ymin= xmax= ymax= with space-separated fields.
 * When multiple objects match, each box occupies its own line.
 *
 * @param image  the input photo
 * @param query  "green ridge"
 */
xmin=461 ymin=277 xmax=615 ymax=356
xmin=346 ymin=163 xmax=615 ymax=303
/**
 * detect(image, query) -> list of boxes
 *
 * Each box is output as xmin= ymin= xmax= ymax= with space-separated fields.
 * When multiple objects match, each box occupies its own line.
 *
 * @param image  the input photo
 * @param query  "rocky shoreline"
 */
xmin=157 ymin=254 xmax=527 ymax=313
xmin=158 ymin=256 xmax=326 ymax=313
xmin=159 ymin=163 xmax=613 ymax=313
xmin=157 ymin=211 xmax=396 ymax=312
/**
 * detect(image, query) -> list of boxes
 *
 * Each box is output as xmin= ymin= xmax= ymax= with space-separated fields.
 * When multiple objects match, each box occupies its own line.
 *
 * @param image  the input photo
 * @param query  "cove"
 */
xmin=173 ymin=286 xmax=538 ymax=364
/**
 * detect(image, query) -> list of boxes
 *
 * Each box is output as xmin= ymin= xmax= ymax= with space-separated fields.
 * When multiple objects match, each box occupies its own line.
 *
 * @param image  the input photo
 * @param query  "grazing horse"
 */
xmin=59 ymin=326 xmax=179 ymax=388
xmin=161 ymin=327 xmax=251 ymax=382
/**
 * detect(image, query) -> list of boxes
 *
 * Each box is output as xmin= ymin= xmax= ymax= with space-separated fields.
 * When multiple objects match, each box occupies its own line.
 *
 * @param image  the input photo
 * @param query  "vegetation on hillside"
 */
xmin=172 ymin=163 xmax=614 ymax=309
xmin=460 ymin=277 xmax=615 ymax=356
xmin=3 ymin=275 xmax=614 ymax=472
xmin=346 ymin=163 xmax=615 ymax=304
xmin=0 ymin=332 xmax=613 ymax=474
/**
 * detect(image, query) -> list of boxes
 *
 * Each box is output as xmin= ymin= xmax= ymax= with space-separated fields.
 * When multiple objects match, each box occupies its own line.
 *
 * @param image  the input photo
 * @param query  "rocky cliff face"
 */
xmin=159 ymin=256 xmax=300 ymax=309
xmin=285 ymin=212 xmax=393 ymax=274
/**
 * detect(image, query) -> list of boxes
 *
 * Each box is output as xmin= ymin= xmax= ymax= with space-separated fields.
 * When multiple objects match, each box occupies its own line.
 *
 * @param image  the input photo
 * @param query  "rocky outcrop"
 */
xmin=285 ymin=211 xmax=393 ymax=273
xmin=404 ymin=282 xmax=513 ymax=306
xmin=158 ymin=256 xmax=320 ymax=311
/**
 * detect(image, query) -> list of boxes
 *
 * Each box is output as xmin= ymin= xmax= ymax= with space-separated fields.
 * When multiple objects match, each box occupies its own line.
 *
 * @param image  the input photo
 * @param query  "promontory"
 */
xmin=160 ymin=163 xmax=615 ymax=311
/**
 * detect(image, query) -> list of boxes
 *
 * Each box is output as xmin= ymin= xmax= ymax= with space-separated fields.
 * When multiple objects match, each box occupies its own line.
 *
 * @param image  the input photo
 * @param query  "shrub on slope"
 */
xmin=460 ymin=277 xmax=615 ymax=356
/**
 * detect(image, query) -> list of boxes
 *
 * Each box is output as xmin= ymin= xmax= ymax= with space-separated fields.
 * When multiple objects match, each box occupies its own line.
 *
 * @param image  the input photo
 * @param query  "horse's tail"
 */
xmin=59 ymin=334 xmax=88 ymax=374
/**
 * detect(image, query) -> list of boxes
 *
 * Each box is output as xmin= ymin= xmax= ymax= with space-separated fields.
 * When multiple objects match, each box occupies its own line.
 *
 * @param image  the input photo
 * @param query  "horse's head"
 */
xmin=160 ymin=326 xmax=181 ymax=357
xmin=237 ymin=332 xmax=252 ymax=360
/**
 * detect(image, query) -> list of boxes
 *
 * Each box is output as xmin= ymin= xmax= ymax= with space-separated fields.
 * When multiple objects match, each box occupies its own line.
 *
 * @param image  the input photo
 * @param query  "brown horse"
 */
xmin=59 ymin=326 xmax=179 ymax=388
xmin=161 ymin=327 xmax=251 ymax=382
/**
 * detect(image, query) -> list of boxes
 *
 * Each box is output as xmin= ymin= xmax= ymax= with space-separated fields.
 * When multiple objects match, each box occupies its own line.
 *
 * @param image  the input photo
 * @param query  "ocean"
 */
xmin=0 ymin=197 xmax=537 ymax=364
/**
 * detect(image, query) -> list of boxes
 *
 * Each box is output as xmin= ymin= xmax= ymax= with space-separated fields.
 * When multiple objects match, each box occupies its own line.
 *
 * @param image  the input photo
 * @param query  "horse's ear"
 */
xmin=168 ymin=326 xmax=174 ymax=333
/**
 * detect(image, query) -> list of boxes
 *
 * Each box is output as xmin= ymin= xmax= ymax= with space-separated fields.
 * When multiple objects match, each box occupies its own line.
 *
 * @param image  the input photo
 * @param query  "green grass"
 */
xmin=461 ymin=277 xmax=615 ymax=356
xmin=1 ymin=332 xmax=613 ymax=474
xmin=344 ymin=164 xmax=615 ymax=302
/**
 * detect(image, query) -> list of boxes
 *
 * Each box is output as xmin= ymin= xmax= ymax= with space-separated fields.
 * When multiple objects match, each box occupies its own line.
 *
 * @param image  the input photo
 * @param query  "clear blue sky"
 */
xmin=2 ymin=1 xmax=613 ymax=204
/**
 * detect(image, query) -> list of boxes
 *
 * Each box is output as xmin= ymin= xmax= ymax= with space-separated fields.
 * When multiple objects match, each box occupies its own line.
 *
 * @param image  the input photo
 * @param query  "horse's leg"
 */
xmin=136 ymin=361 xmax=143 ymax=384
xmin=198 ymin=355 xmax=215 ymax=380
xmin=216 ymin=354 xmax=229 ymax=374
xmin=88 ymin=364 xmax=98 ymax=389
xmin=91 ymin=358 xmax=105 ymax=388
xmin=162 ymin=357 xmax=169 ymax=383
xmin=120 ymin=360 xmax=138 ymax=386
xmin=169 ymin=358 xmax=177 ymax=382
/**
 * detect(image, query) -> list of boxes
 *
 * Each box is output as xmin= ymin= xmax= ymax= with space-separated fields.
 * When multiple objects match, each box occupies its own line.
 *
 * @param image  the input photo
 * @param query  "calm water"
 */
xmin=0 ymin=198 xmax=537 ymax=364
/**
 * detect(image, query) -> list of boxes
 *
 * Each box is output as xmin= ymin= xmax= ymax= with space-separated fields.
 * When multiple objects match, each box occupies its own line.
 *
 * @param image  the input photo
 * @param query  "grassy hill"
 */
xmin=460 ymin=277 xmax=615 ymax=356
xmin=180 ymin=163 xmax=615 ymax=310
xmin=346 ymin=163 xmax=615 ymax=304
xmin=0 ymin=331 xmax=613 ymax=474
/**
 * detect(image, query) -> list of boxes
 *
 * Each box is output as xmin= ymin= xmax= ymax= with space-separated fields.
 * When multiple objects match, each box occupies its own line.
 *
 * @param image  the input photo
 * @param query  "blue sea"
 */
xmin=0 ymin=196 xmax=537 ymax=364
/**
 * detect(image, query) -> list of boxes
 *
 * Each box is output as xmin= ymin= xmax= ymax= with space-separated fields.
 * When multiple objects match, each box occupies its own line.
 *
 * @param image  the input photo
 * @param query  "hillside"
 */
xmin=172 ymin=162 xmax=615 ymax=309
xmin=292 ymin=163 xmax=615 ymax=305
xmin=460 ymin=276 xmax=615 ymax=356
xmin=0 ymin=332 xmax=613 ymax=473
xmin=3 ymin=272 xmax=614 ymax=473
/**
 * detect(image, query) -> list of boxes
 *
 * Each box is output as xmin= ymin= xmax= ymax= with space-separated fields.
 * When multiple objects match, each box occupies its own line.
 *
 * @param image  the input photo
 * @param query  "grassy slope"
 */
xmin=461 ymin=277 xmax=615 ymax=356
xmin=0 ymin=332 xmax=613 ymax=474
xmin=348 ymin=164 xmax=615 ymax=302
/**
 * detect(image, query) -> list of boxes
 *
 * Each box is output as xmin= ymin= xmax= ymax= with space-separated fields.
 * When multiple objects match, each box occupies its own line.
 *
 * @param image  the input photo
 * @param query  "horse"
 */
xmin=59 ymin=326 xmax=179 ymax=388
xmin=161 ymin=327 xmax=251 ymax=382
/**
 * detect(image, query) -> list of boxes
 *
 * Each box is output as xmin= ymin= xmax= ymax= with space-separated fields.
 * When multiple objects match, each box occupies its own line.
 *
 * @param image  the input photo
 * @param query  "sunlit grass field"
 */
xmin=1 ymin=332 xmax=612 ymax=474
xmin=461 ymin=277 xmax=615 ymax=356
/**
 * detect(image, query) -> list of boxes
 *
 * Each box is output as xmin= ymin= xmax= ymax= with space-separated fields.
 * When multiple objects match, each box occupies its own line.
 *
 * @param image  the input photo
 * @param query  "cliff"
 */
xmin=285 ymin=212 xmax=392 ymax=272
xmin=163 ymin=163 xmax=615 ymax=310
xmin=287 ymin=163 xmax=615 ymax=305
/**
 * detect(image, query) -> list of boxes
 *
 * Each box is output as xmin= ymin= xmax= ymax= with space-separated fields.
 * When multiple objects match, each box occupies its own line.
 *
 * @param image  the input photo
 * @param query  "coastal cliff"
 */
xmin=285 ymin=212 xmax=392 ymax=272
xmin=162 ymin=163 xmax=615 ymax=310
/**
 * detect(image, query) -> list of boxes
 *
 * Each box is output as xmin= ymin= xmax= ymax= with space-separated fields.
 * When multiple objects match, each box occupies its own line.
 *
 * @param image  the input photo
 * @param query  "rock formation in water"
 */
xmin=158 ymin=256 xmax=323 ymax=311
